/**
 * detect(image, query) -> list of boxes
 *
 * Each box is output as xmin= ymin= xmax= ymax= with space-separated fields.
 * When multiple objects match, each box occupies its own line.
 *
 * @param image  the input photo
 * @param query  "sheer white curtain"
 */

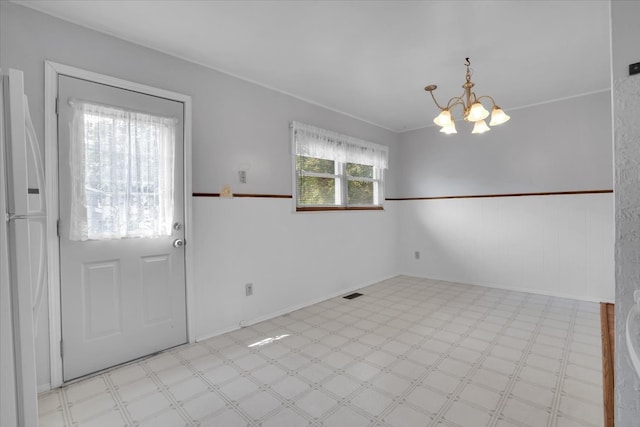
xmin=69 ymin=101 xmax=176 ymax=241
xmin=293 ymin=121 xmax=389 ymax=169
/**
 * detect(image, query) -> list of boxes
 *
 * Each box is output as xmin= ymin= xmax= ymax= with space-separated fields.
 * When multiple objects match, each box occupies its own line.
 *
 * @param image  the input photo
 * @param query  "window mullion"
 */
xmin=373 ymin=167 xmax=380 ymax=205
xmin=300 ymin=171 xmax=340 ymax=179
xmin=341 ymin=162 xmax=348 ymax=207
xmin=346 ymin=176 xmax=378 ymax=183
xmin=335 ymin=161 xmax=343 ymax=206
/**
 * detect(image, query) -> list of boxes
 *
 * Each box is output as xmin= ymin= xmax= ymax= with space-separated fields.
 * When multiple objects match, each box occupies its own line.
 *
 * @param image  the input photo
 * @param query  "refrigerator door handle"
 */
xmin=7 ymin=214 xmax=46 ymax=221
xmin=8 ymin=214 xmax=29 ymax=220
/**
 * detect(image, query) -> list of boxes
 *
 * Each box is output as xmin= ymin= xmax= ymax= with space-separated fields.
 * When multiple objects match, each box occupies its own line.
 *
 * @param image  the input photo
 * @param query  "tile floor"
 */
xmin=38 ymin=276 xmax=604 ymax=426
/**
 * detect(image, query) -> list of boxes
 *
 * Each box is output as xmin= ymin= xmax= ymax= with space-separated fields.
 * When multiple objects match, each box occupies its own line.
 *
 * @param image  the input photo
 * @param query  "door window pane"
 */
xmin=69 ymin=102 xmax=176 ymax=240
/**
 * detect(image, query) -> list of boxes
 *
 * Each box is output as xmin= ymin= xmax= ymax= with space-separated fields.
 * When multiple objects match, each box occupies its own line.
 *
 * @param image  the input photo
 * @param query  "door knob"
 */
xmin=172 ymin=239 xmax=185 ymax=248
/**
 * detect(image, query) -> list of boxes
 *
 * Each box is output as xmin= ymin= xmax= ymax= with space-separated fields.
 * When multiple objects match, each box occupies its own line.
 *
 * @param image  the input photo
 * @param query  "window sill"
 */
xmin=296 ymin=206 xmax=384 ymax=212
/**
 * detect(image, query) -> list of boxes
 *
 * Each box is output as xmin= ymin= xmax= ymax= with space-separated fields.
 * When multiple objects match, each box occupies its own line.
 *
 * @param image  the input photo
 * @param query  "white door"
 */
xmin=57 ymin=75 xmax=187 ymax=381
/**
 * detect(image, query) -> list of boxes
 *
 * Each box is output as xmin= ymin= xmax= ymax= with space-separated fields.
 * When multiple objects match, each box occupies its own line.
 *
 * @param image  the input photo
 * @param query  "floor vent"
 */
xmin=343 ymin=292 xmax=363 ymax=300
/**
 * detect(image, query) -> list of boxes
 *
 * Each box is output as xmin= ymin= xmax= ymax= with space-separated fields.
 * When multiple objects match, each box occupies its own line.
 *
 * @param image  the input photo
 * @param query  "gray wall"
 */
xmin=612 ymin=1 xmax=640 ymax=425
xmin=397 ymin=91 xmax=612 ymax=198
xmin=0 ymin=2 xmax=400 ymax=198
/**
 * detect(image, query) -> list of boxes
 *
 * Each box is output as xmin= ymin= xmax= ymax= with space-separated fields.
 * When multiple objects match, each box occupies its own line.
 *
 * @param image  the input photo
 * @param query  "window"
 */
xmin=292 ymin=121 xmax=388 ymax=211
xmin=69 ymin=101 xmax=177 ymax=240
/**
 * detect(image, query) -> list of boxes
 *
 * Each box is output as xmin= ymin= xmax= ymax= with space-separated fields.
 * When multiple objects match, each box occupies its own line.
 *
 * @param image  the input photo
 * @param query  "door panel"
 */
xmin=141 ymin=254 xmax=173 ymax=324
xmin=82 ymin=260 xmax=122 ymax=340
xmin=58 ymin=75 xmax=186 ymax=381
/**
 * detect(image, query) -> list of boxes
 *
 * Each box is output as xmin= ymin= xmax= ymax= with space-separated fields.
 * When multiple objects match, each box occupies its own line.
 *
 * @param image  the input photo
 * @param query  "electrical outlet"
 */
xmin=239 ymin=170 xmax=247 ymax=184
xmin=245 ymin=283 xmax=253 ymax=296
xmin=414 ymin=251 xmax=420 ymax=260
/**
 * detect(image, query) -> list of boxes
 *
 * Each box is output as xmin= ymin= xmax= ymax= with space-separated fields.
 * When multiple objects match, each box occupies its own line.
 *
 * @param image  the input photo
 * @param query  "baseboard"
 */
xmin=402 ymin=272 xmax=614 ymax=303
xmin=195 ymin=274 xmax=398 ymax=343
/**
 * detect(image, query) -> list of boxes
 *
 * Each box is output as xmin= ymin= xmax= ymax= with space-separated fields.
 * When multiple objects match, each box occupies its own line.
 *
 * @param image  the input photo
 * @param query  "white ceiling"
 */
xmin=14 ymin=0 xmax=611 ymax=132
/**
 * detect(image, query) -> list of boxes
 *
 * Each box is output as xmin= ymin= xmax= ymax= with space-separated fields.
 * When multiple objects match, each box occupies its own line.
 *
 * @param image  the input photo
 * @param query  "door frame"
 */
xmin=44 ymin=61 xmax=195 ymax=389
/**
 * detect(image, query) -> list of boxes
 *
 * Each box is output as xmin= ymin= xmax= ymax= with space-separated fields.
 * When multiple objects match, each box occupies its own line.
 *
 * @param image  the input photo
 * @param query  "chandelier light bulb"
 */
xmin=489 ymin=107 xmax=510 ymax=126
xmin=466 ymin=102 xmax=490 ymax=122
xmin=433 ymin=109 xmax=453 ymax=127
xmin=440 ymin=120 xmax=457 ymax=134
xmin=472 ymin=119 xmax=490 ymax=134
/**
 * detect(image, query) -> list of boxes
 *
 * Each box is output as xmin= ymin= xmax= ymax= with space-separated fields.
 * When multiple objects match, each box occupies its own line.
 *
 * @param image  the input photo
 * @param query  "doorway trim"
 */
xmin=44 ymin=61 xmax=195 ymax=389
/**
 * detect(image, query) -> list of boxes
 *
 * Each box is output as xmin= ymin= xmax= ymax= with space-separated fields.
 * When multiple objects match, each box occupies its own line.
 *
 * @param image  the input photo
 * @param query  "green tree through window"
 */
xmin=296 ymin=156 xmax=337 ymax=206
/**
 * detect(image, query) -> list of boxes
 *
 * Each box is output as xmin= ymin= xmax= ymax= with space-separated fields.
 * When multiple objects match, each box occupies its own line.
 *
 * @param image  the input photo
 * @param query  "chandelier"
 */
xmin=424 ymin=58 xmax=510 ymax=134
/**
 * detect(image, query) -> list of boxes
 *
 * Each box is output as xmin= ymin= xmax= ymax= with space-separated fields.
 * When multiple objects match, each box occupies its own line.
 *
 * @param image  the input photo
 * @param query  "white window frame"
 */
xmin=291 ymin=121 xmax=388 ymax=211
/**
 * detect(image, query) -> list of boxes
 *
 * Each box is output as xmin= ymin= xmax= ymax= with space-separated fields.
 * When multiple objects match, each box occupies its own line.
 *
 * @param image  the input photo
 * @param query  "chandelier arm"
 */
xmin=452 ymin=87 xmax=468 ymax=109
xmin=427 ymin=89 xmax=446 ymax=110
xmin=475 ymin=95 xmax=498 ymax=108
xmin=446 ymin=98 xmax=465 ymax=111
xmin=469 ymin=90 xmax=480 ymax=105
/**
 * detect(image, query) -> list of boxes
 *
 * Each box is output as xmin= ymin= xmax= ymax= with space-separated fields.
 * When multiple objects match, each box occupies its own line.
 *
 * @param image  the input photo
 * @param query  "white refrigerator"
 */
xmin=1 ymin=68 xmax=43 ymax=426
